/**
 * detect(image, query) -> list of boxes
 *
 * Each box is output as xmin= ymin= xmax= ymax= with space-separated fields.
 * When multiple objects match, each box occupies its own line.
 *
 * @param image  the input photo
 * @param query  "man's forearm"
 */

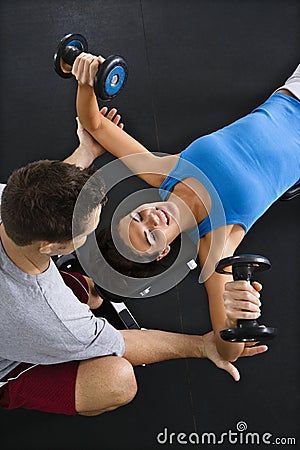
xmin=120 ymin=329 xmax=204 ymax=366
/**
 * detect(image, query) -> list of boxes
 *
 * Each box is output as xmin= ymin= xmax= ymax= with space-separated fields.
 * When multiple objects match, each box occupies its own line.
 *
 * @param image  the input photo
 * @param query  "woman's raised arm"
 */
xmin=72 ymin=53 xmax=175 ymax=187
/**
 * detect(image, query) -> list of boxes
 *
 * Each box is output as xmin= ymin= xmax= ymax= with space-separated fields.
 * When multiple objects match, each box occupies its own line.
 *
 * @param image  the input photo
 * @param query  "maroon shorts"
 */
xmin=0 ymin=271 xmax=89 ymax=416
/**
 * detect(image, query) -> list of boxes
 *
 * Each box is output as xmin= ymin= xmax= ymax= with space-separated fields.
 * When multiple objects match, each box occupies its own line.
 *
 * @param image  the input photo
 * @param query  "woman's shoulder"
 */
xmin=151 ymin=154 xmax=180 ymax=187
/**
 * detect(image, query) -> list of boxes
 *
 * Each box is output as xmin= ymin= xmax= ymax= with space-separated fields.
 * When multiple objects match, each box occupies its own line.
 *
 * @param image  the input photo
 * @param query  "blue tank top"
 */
xmin=159 ymin=92 xmax=300 ymax=242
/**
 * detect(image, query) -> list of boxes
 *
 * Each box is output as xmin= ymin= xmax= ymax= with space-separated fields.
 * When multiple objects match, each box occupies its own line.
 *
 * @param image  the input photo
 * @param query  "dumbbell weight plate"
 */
xmin=54 ymin=33 xmax=88 ymax=78
xmin=94 ymin=55 xmax=128 ymax=101
xmin=216 ymin=254 xmax=271 ymax=276
xmin=220 ymin=325 xmax=277 ymax=342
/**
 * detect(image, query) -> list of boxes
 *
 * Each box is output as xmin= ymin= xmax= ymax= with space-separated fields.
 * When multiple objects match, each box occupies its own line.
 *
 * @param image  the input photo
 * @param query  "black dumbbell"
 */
xmin=54 ymin=33 xmax=128 ymax=101
xmin=215 ymin=254 xmax=277 ymax=342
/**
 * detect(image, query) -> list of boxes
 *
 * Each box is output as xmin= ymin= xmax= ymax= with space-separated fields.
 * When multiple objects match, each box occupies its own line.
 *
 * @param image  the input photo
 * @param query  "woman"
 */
xmin=73 ymin=53 xmax=300 ymax=362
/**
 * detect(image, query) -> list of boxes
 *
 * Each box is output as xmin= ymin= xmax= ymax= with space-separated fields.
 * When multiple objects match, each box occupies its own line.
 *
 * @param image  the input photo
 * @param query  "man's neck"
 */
xmin=0 ymin=224 xmax=50 ymax=275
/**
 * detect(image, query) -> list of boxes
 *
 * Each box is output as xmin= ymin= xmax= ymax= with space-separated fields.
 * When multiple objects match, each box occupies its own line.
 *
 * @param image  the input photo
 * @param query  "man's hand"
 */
xmin=202 ymin=331 xmax=241 ymax=381
xmin=76 ymin=107 xmax=124 ymax=160
xmin=240 ymin=343 xmax=268 ymax=357
xmin=202 ymin=331 xmax=268 ymax=382
xmin=64 ymin=106 xmax=124 ymax=168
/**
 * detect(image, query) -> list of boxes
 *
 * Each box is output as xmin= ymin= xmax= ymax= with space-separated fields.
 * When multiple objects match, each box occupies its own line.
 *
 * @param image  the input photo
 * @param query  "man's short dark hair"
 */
xmin=1 ymin=160 xmax=106 ymax=246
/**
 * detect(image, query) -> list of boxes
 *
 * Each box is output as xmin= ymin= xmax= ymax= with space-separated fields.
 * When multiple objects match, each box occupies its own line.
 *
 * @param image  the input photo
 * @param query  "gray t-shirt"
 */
xmin=0 ymin=184 xmax=124 ymax=381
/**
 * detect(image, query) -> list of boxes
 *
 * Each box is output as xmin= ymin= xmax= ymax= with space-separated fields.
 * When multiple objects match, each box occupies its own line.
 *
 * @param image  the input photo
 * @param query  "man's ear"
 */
xmin=156 ymin=245 xmax=171 ymax=261
xmin=39 ymin=242 xmax=56 ymax=255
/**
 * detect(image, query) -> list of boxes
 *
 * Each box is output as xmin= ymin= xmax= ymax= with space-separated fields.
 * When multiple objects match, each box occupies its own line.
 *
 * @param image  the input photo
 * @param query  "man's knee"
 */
xmin=109 ymin=357 xmax=138 ymax=406
xmin=75 ymin=356 xmax=137 ymax=415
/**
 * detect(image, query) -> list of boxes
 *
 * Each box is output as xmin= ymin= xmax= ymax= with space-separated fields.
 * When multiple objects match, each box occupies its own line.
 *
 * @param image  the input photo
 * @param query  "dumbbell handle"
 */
xmin=232 ymin=263 xmax=256 ymax=282
xmin=62 ymin=45 xmax=84 ymax=66
xmin=62 ymin=46 xmax=105 ymax=67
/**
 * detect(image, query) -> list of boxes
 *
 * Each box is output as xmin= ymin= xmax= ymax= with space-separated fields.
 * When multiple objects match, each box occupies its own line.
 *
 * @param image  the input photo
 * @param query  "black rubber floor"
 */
xmin=0 ymin=1 xmax=299 ymax=449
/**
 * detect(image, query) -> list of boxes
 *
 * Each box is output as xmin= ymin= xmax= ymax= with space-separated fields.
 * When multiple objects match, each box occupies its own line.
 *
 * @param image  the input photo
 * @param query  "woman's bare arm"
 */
xmin=72 ymin=53 xmax=175 ymax=187
xmin=199 ymin=225 xmax=267 ymax=361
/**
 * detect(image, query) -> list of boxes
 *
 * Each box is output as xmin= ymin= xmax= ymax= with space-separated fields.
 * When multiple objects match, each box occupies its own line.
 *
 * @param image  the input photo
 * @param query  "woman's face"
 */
xmin=118 ymin=201 xmax=181 ymax=257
